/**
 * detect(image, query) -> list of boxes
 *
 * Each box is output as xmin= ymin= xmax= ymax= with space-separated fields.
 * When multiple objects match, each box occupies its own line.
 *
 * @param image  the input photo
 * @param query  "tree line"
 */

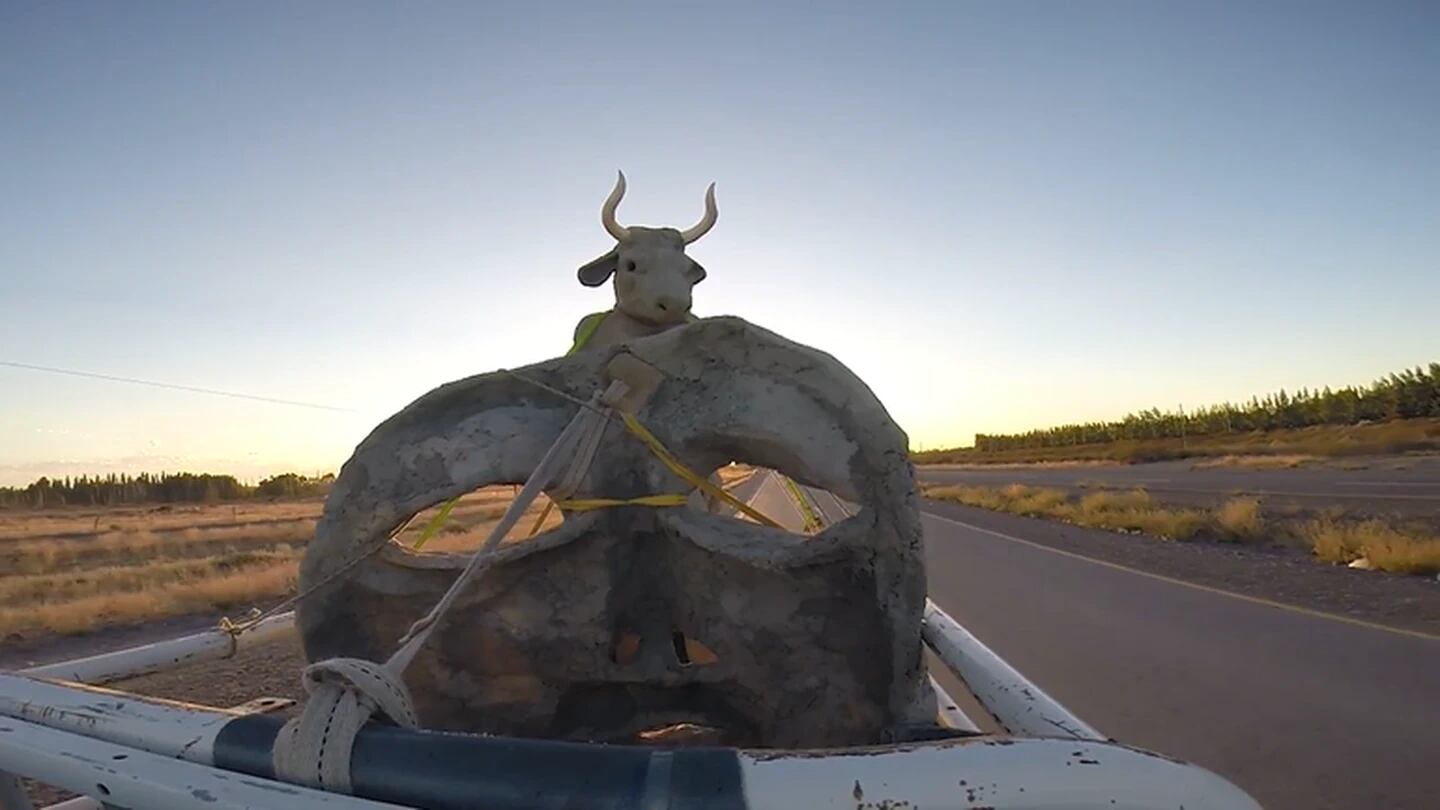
xmin=974 ymin=363 xmax=1440 ymax=453
xmin=0 ymin=471 xmax=336 ymax=509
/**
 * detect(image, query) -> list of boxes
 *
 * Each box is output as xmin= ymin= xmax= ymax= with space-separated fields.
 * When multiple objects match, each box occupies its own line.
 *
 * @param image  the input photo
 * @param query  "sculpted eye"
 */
xmin=624 ymin=261 xmax=637 ymax=273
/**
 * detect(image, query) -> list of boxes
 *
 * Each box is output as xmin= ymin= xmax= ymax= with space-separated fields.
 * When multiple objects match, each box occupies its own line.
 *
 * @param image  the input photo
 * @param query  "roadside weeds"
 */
xmin=922 ymin=483 xmax=1440 ymax=575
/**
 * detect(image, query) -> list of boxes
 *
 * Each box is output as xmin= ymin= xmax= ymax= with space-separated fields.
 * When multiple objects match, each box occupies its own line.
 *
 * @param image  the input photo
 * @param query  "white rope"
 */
xmin=273 ymin=383 xmax=621 ymax=792
xmin=272 ymin=658 xmax=418 ymax=793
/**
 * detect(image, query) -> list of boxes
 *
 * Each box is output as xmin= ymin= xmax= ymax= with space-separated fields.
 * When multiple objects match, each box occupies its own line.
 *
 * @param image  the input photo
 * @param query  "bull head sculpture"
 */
xmin=577 ymin=171 xmax=716 ymax=326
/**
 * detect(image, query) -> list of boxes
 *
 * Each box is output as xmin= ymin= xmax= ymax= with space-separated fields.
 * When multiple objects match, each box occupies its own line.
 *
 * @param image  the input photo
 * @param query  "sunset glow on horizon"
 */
xmin=3 ymin=2 xmax=1437 ymax=486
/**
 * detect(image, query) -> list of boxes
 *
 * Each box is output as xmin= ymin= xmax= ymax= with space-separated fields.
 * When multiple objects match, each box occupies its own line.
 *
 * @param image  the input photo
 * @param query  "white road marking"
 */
xmin=921 ymin=510 xmax=1440 ymax=643
xmin=1335 ymin=481 xmax=1440 ymax=488
xmin=1140 ymin=485 xmax=1440 ymax=501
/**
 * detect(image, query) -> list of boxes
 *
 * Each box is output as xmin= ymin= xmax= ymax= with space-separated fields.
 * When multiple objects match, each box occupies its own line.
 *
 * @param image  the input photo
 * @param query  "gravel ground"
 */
xmin=116 ymin=631 xmax=308 ymax=706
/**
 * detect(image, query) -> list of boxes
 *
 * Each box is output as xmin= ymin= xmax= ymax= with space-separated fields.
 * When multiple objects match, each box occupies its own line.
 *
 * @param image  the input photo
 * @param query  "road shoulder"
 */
xmin=922 ymin=498 xmax=1440 ymax=638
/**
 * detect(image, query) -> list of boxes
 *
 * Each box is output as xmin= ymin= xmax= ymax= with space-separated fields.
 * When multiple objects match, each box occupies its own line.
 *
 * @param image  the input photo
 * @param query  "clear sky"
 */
xmin=2 ymin=1 xmax=1437 ymax=486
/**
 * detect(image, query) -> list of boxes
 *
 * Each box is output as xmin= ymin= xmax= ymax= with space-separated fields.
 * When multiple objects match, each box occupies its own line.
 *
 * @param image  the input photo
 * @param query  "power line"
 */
xmin=0 ymin=360 xmax=354 ymax=413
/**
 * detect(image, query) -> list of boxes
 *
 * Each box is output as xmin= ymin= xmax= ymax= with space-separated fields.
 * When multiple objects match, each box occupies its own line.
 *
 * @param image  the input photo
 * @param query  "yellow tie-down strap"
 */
xmin=779 ymin=472 xmax=824 ymax=534
xmin=557 ymin=493 xmax=691 ymax=511
xmin=416 ymin=409 xmax=781 ymax=549
xmin=616 ymin=412 xmax=782 ymax=529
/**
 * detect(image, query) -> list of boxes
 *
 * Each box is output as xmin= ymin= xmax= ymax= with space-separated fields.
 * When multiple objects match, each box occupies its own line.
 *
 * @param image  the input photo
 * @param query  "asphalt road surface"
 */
xmin=917 ymin=455 xmax=1440 ymax=519
xmin=747 ymin=470 xmax=1440 ymax=810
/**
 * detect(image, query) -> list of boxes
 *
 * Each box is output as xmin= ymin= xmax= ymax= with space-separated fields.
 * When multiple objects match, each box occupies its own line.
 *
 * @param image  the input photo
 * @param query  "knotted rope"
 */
xmin=271 ymin=370 xmax=787 ymax=793
xmin=272 ymin=384 xmax=617 ymax=792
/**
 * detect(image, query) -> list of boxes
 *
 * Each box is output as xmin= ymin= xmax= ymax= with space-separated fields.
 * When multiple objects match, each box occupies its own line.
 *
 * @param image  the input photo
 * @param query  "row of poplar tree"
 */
xmin=0 ymin=472 xmax=336 ymax=509
xmin=974 ymin=363 xmax=1440 ymax=452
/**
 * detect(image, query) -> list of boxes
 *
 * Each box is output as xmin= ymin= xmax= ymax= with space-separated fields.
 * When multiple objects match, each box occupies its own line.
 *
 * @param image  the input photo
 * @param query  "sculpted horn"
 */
xmin=680 ymin=182 xmax=718 ymax=244
xmin=601 ymin=170 xmax=629 ymax=241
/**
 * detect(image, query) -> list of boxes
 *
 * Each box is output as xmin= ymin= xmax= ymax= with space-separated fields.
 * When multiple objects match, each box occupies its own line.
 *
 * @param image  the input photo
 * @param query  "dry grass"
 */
xmin=0 ymin=502 xmax=313 ymax=638
xmin=1306 ymin=520 xmax=1440 ymax=574
xmin=1216 ymin=497 xmax=1265 ymax=541
xmin=403 ymin=496 xmax=564 ymax=553
xmin=0 ymin=484 xmax=581 ymax=639
xmin=1075 ymin=489 xmax=1208 ymax=539
xmin=0 ymin=548 xmax=299 ymax=605
xmin=922 ymin=460 xmax=1114 ymax=471
xmin=926 ymin=484 xmax=1230 ymax=541
xmin=0 ymin=469 xmax=768 ymax=639
xmin=0 ymin=501 xmax=323 ymax=542
xmin=925 ymin=483 xmax=1440 ymax=574
xmin=1077 ymin=488 xmax=1153 ymax=513
xmin=1 ymin=520 xmax=316 ymax=575
xmin=0 ymin=560 xmax=300 ymax=636
xmin=1192 ymin=454 xmax=1318 ymax=469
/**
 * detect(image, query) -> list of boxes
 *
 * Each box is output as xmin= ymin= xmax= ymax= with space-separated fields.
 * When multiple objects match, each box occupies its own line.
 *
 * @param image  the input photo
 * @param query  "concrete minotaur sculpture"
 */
xmin=297 ymin=318 xmax=936 ymax=748
xmin=571 ymin=171 xmax=716 ymax=351
xmin=1 ymin=173 xmax=1265 ymax=810
xmin=290 ymin=176 xmax=935 ymax=749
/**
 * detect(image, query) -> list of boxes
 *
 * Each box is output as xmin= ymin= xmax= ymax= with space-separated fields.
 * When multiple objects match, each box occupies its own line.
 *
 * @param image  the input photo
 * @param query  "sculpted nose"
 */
xmin=656 ymin=295 xmax=689 ymax=314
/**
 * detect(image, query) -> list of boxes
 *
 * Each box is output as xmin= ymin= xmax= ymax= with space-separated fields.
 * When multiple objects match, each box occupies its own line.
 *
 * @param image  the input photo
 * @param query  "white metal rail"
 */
xmin=20 ymin=612 xmax=296 ymax=686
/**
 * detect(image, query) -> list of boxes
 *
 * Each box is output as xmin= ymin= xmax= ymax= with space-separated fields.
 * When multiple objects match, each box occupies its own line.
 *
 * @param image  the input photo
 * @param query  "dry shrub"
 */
xmin=1124 ymin=508 xmax=1208 ymax=540
xmin=0 ymin=489 xmax=580 ymax=638
xmin=399 ymin=498 xmax=562 ymax=553
xmin=1309 ymin=520 xmax=1368 ymax=564
xmin=923 ymin=484 xmax=1007 ymax=511
xmin=923 ymin=484 xmax=1072 ymax=519
xmin=0 ymin=560 xmax=299 ymax=637
xmin=1216 ymin=497 xmax=1265 ymax=542
xmin=0 ymin=549 xmax=301 ymax=606
xmin=1 ymin=520 xmax=315 ymax=574
xmin=927 ymin=481 xmax=1435 ymax=562
xmin=1365 ymin=534 xmax=1440 ymax=575
xmin=1078 ymin=489 xmax=1152 ymax=515
xmin=1307 ymin=520 xmax=1440 ymax=574
xmin=928 ymin=484 xmax=1205 ymax=539
xmin=1074 ymin=505 xmax=1207 ymax=540
xmin=1193 ymin=455 xmax=1315 ymax=470
xmin=1005 ymin=486 xmax=1072 ymax=517
xmin=0 ymin=501 xmax=326 ymax=542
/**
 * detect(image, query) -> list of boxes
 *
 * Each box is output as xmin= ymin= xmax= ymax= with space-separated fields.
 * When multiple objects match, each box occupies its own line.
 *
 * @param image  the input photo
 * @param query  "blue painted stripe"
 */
xmin=212 ymin=715 xmax=747 ymax=810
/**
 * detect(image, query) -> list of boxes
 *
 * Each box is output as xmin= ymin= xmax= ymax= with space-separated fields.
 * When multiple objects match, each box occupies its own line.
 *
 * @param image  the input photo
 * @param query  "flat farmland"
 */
xmin=0 ymin=487 xmax=562 ymax=645
xmin=0 ymin=465 xmax=758 ymax=656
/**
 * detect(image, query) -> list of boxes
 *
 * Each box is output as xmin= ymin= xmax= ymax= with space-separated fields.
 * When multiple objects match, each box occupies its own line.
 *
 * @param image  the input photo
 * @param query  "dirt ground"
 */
xmin=117 ymin=630 xmax=308 ymax=707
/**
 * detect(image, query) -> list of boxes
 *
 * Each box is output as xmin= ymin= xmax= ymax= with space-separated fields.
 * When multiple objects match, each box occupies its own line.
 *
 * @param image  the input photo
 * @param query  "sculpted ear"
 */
xmin=578 ymin=249 xmax=619 ymax=287
xmin=689 ymin=258 xmax=707 ymax=285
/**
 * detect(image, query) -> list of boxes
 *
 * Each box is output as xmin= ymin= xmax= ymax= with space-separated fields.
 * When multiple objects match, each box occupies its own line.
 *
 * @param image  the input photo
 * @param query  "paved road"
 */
xmin=917 ymin=455 xmax=1440 ymax=519
xmin=749 ymin=470 xmax=1440 ymax=810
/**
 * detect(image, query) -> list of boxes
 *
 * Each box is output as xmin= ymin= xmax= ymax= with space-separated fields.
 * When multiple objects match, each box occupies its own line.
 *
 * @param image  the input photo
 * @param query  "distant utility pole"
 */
xmin=1179 ymin=403 xmax=1187 ymax=449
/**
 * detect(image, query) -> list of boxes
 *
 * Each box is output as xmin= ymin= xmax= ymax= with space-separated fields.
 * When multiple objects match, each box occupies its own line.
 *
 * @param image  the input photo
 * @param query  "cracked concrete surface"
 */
xmin=297 ymin=317 xmax=935 ymax=747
